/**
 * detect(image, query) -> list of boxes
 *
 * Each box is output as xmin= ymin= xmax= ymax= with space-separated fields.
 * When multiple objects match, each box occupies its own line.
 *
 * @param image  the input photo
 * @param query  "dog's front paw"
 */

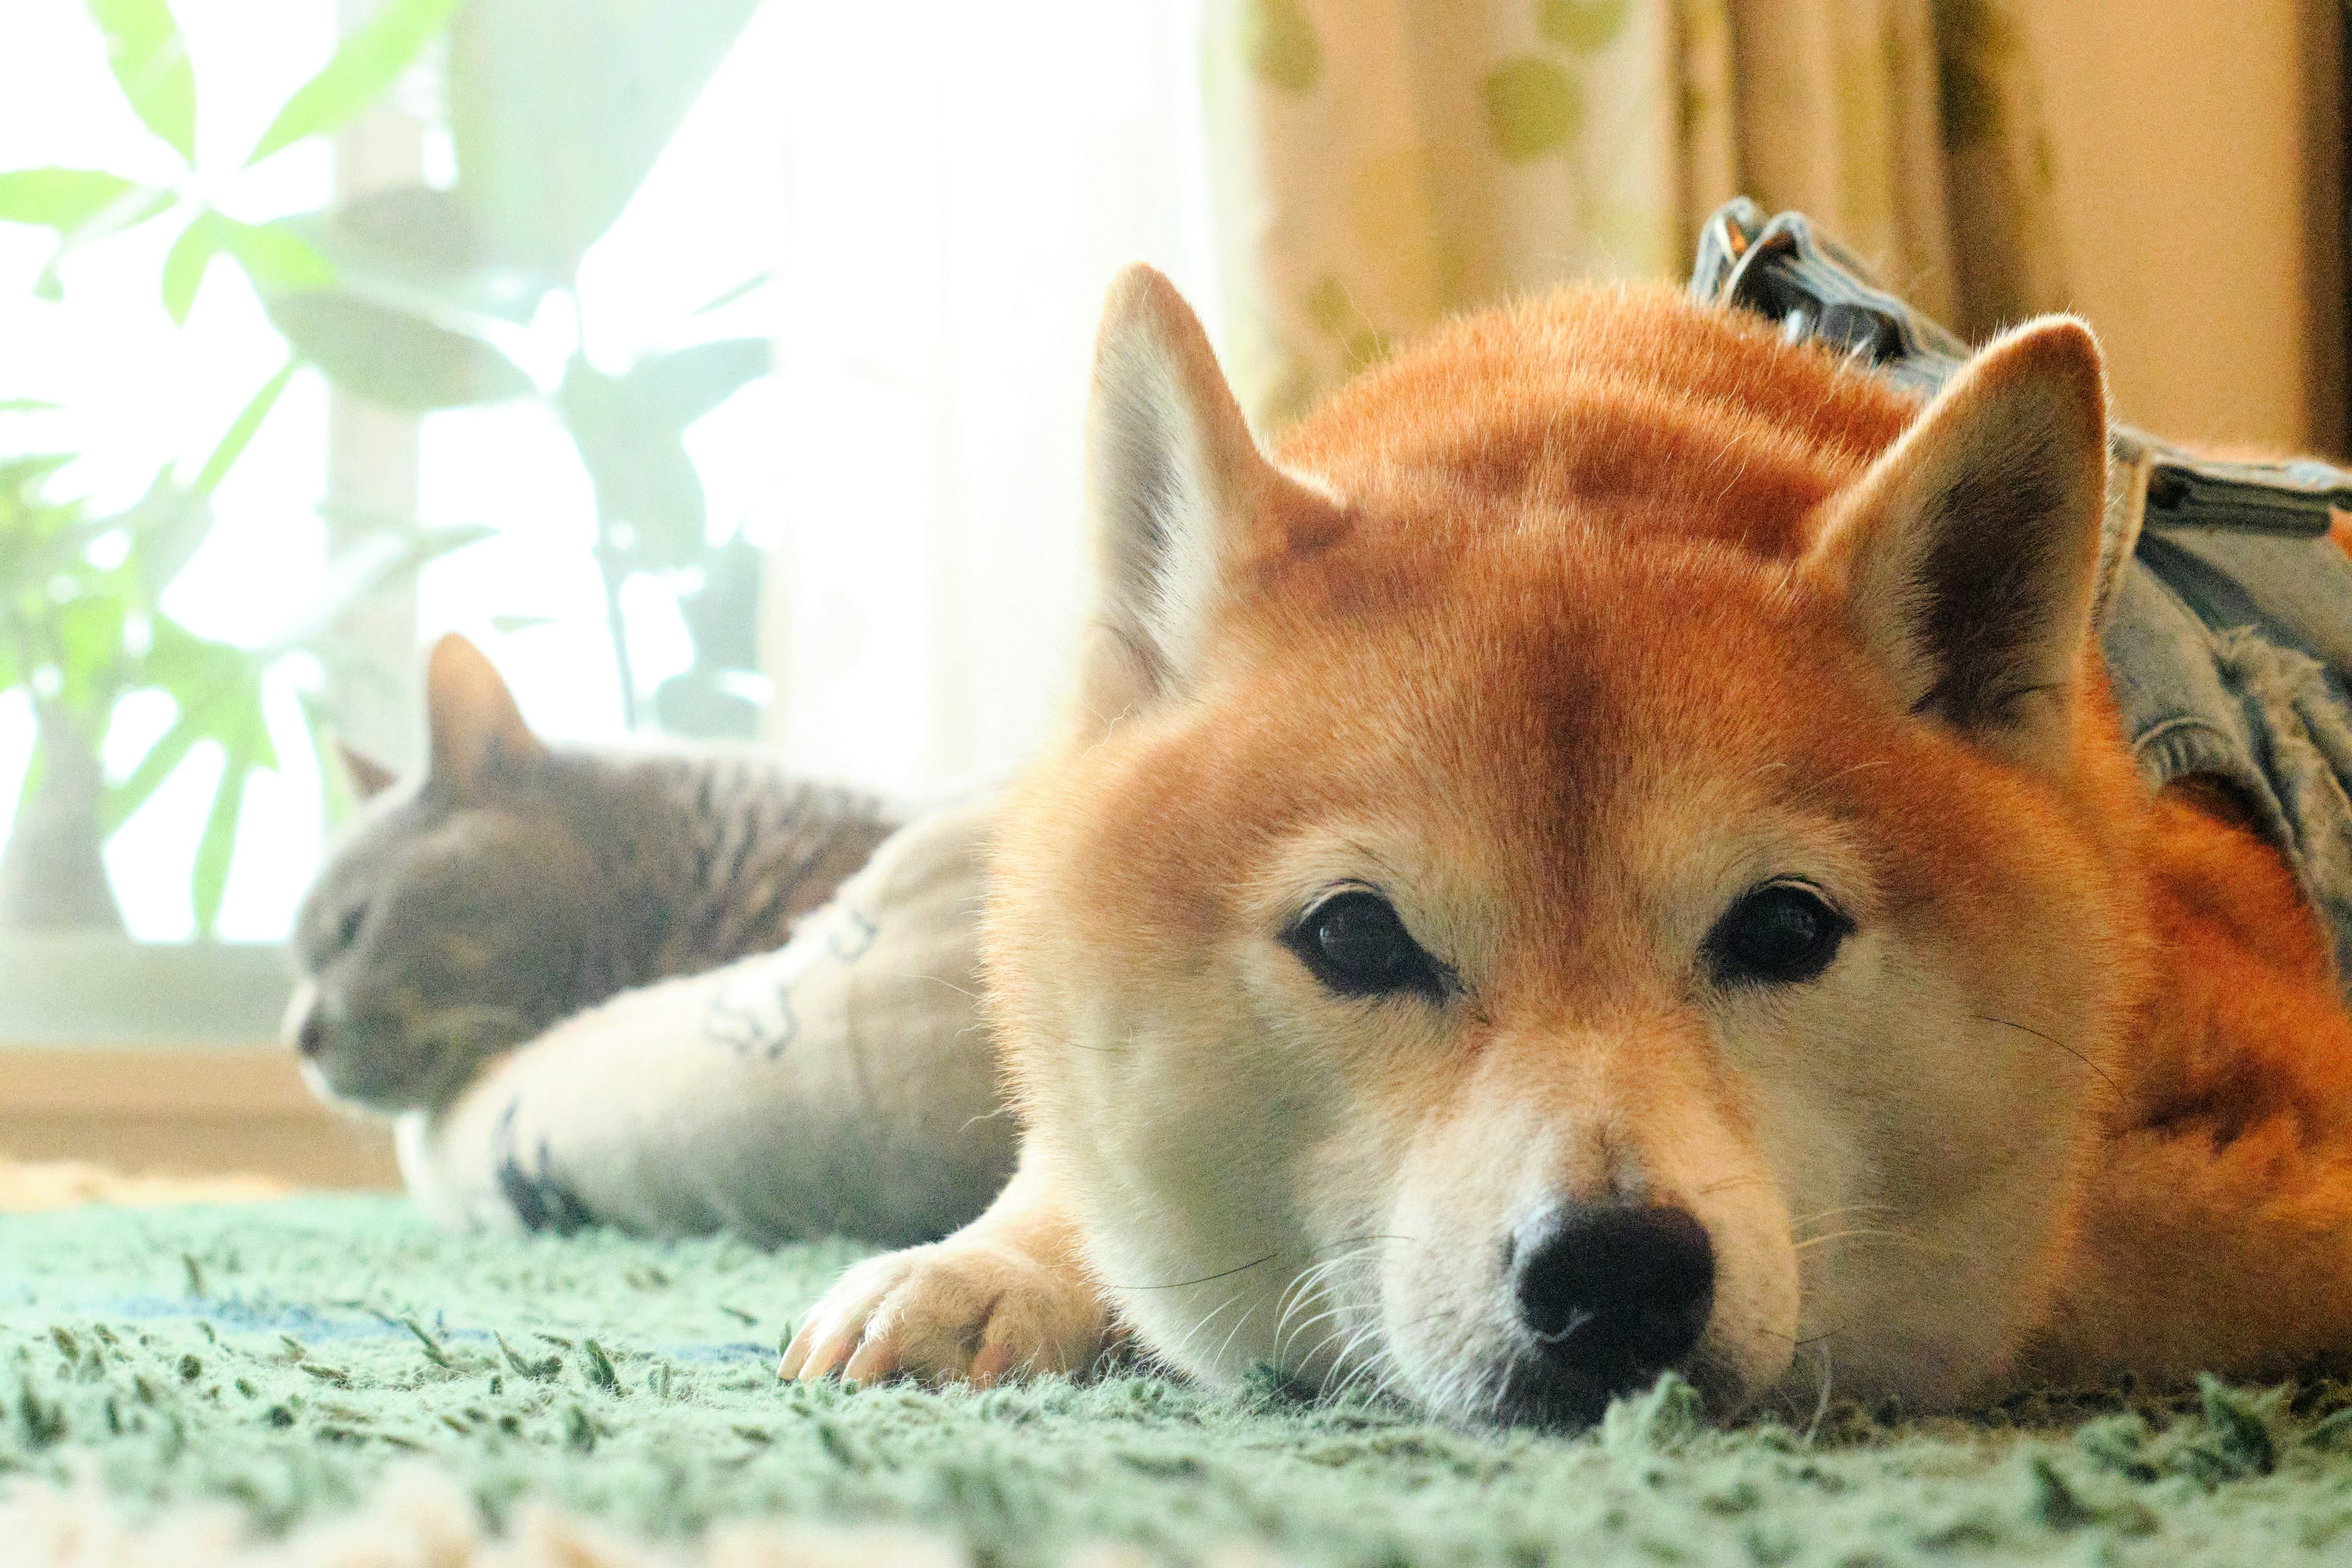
xmin=779 ymin=1239 xmax=1109 ymax=1387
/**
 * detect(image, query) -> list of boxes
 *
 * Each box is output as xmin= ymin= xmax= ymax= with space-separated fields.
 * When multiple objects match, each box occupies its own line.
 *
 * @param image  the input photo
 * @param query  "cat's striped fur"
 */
xmin=287 ymin=636 xmax=899 ymax=1114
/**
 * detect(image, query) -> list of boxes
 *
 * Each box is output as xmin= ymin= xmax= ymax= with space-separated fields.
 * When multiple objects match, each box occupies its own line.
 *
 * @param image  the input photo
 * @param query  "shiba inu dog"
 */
xmin=782 ymin=268 xmax=2352 ymax=1424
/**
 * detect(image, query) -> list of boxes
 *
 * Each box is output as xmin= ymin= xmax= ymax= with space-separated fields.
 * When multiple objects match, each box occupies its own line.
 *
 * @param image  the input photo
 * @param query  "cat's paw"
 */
xmin=780 ymin=1238 xmax=1109 ymax=1387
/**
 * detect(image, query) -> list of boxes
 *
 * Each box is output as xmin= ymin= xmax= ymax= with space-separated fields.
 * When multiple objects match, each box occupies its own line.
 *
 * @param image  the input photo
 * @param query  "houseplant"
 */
xmin=0 ymin=0 xmax=778 ymax=940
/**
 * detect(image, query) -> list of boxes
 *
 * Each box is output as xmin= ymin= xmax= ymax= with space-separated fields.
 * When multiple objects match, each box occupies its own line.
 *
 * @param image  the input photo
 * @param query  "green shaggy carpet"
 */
xmin=5 ymin=1197 xmax=2352 ymax=1565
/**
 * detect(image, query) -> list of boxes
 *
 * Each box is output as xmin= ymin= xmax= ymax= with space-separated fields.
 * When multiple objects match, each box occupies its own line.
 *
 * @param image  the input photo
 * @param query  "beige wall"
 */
xmin=2022 ymin=0 xmax=2343 ymax=453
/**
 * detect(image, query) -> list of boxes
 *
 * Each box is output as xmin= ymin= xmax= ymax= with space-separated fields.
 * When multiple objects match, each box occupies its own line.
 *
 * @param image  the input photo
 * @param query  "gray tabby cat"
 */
xmin=287 ymin=634 xmax=899 ymax=1114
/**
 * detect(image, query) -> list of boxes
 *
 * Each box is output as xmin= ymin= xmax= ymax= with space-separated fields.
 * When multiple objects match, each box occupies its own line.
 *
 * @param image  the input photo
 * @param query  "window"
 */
xmin=1 ymin=0 xmax=1213 ymax=962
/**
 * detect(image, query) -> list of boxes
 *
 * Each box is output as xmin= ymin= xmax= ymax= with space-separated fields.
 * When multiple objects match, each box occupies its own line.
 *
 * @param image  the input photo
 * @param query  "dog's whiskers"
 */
xmin=1975 ymin=1013 xmax=2127 ymax=1104
xmin=1322 ymin=1322 xmax=1391 ymax=1404
xmin=1208 ymin=1301 xmax=1261 ymax=1376
xmin=1268 ymin=1234 xmax=1401 ymax=1373
xmin=1300 ymin=1315 xmax=1370 ymax=1392
xmin=1273 ymin=1302 xmax=1354 ymax=1371
xmin=1110 ymin=1252 xmax=1277 ymax=1292
xmin=1787 ymin=1202 xmax=1904 ymax=1233
xmin=1315 ymin=1319 xmax=1384 ymax=1400
xmin=1694 ymin=1173 xmax=1772 ymax=1199
xmin=1155 ymin=1288 xmax=1248 ymax=1371
xmin=1804 ymin=1338 xmax=1835 ymax=1442
xmin=1791 ymin=1225 xmax=1957 ymax=1259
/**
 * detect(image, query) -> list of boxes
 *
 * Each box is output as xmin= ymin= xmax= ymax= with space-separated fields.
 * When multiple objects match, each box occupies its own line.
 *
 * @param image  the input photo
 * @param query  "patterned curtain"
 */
xmin=1202 ymin=0 xmax=2067 ymax=431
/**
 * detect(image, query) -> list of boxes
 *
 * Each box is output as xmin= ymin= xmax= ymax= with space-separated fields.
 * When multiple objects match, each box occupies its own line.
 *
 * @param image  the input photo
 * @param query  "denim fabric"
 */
xmin=1686 ymin=199 xmax=2352 ymax=989
xmin=2103 ymin=530 xmax=2352 ymax=982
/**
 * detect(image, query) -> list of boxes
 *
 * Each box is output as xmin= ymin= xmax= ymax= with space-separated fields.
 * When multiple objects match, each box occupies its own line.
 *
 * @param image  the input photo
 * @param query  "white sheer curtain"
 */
xmin=0 ymin=1 xmax=1221 ymax=938
xmin=752 ymin=0 xmax=1219 ymax=799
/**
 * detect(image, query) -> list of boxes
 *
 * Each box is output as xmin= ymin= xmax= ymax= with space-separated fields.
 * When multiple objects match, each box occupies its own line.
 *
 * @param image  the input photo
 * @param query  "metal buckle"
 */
xmin=1691 ymin=200 xmax=1966 ymax=393
xmin=1690 ymin=198 xmax=2352 ymax=541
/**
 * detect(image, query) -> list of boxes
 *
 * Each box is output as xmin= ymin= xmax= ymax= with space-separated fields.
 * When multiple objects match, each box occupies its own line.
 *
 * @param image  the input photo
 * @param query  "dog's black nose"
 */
xmin=1512 ymin=1202 xmax=1714 ymax=1385
xmin=295 ymin=1011 xmax=326 ymax=1059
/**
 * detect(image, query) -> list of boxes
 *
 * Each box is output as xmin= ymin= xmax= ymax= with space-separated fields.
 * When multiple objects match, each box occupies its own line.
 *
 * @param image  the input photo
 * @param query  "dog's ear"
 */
xmin=1081 ymin=265 xmax=1341 ymax=723
xmin=424 ymin=632 xmax=545 ymax=799
xmin=1803 ymin=316 xmax=2108 ymax=774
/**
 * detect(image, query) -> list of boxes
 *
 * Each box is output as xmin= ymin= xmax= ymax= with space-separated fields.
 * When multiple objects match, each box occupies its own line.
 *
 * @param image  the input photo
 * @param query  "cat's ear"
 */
xmin=1080 ymin=264 xmax=1345 ymax=727
xmin=1802 ymin=315 xmax=2108 ymax=775
xmin=335 ymin=741 xmax=399 ymax=801
xmin=425 ymin=633 xmax=544 ymax=799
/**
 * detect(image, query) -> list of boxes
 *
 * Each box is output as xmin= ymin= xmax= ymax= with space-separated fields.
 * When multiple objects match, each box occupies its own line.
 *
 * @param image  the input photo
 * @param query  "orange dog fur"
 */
xmin=782 ymin=272 xmax=2352 ymax=1422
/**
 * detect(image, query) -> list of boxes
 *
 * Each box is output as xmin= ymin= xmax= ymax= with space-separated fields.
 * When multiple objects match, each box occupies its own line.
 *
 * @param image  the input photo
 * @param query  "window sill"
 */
xmin=0 ymin=930 xmax=293 ymax=1046
xmin=0 ymin=933 xmax=398 ymax=1189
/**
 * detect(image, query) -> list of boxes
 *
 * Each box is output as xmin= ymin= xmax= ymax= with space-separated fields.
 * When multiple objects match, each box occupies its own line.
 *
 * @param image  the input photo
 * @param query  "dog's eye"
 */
xmin=1706 ymin=882 xmax=1850 ymax=986
xmin=335 ymin=903 xmax=368 ymax=952
xmin=1285 ymin=889 xmax=1450 ymax=1001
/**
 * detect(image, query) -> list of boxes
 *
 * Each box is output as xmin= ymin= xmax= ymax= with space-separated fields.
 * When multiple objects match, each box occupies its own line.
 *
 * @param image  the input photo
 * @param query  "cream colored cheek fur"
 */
xmin=1032 ymin=957 xmax=1367 ymax=1389
xmin=1041 ymin=922 xmax=1814 ymax=1419
xmin=1722 ymin=933 xmax=2090 ymax=1410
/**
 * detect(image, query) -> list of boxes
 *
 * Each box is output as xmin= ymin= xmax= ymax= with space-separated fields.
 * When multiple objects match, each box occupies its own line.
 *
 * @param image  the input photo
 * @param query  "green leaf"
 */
xmin=448 ymin=0 xmax=761 ymax=276
xmin=0 ymin=453 xmax=77 ymax=491
xmin=110 ymin=617 xmax=276 ymax=861
xmin=653 ymin=665 xmax=758 ymax=739
xmin=88 ymin=0 xmax=198 ymax=162
xmin=190 ymin=358 xmax=298 ymax=494
xmin=160 ymin=211 xmax=222 ymax=325
xmin=557 ymin=356 xmax=707 ymax=568
xmin=47 ymin=586 xmax=132 ymax=719
xmin=267 ymin=291 xmax=532 ymax=410
xmin=676 ymin=533 xmax=763 ymax=671
xmin=110 ymin=473 xmax=211 ymax=597
xmin=189 ymin=752 xmax=249 ymax=937
xmin=488 ymin=612 xmax=555 ymax=635
xmin=270 ymin=520 xmax=494 ymax=651
xmin=690 ymin=267 xmax=777 ymax=318
xmin=101 ymin=703 xmax=200 ymax=830
xmin=631 ymin=338 xmax=769 ymax=428
xmin=217 ymin=217 xmax=335 ymax=292
xmin=245 ymin=0 xmax=464 ymax=166
xmin=1 ymin=167 xmax=178 ymax=301
xmin=0 ymin=399 xmax=61 ymax=413
xmin=0 ymin=167 xmax=167 ymax=236
xmin=271 ymin=187 xmax=553 ymax=324
xmin=257 ymin=190 xmax=546 ymax=409
xmin=0 ymin=457 xmax=97 ymax=599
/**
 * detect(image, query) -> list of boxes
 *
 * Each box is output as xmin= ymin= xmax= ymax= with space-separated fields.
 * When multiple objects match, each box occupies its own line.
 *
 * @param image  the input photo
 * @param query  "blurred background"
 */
xmin=0 ymin=0 xmax=2342 ymax=1191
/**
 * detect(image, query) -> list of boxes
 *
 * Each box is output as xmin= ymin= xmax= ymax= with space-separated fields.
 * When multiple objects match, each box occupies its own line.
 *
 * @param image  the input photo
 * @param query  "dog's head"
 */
xmin=987 ymin=271 xmax=2141 ymax=1425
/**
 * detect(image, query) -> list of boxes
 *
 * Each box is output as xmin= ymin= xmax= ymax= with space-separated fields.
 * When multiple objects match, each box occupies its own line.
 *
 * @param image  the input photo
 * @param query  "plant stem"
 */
xmin=568 ymin=288 xmax=640 ymax=733
xmin=0 ymin=702 xmax=125 ymax=932
xmin=594 ymin=536 xmax=639 ymax=732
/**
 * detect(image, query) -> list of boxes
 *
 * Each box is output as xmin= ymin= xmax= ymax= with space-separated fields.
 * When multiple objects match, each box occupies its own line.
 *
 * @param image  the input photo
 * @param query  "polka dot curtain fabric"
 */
xmin=1201 ymin=0 xmax=2067 ymax=432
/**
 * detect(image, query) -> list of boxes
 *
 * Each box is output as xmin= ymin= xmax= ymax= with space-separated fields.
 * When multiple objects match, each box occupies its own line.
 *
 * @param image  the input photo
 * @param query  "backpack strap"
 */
xmin=1689 ymin=198 xmax=2352 ymax=550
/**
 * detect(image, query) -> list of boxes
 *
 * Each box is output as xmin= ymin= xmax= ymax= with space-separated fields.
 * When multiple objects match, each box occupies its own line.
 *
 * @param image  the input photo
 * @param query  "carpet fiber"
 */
xmin=6 ymin=1197 xmax=2352 ymax=1565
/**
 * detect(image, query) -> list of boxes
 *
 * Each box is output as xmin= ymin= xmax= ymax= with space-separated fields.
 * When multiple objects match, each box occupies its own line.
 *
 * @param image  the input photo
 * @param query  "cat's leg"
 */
xmin=780 ymin=1145 xmax=1111 ymax=1386
xmin=401 ymin=797 xmax=1014 ymax=1245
